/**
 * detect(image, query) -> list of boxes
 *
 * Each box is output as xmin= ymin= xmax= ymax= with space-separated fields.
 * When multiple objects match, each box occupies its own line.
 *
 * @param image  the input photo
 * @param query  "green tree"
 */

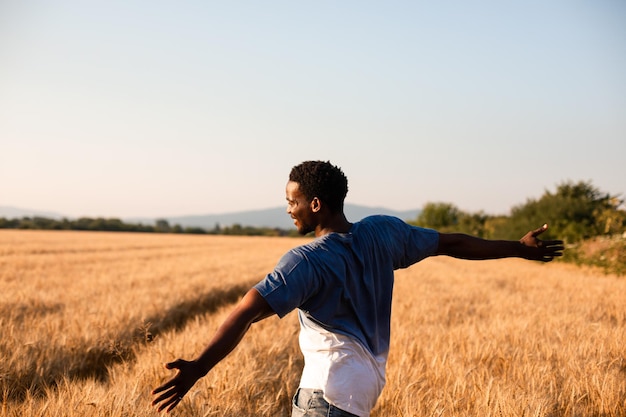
xmin=73 ymin=217 xmax=94 ymax=230
xmin=412 ymin=202 xmax=460 ymax=231
xmin=0 ymin=218 xmax=20 ymax=228
xmin=594 ymin=196 xmax=626 ymax=235
xmin=457 ymin=211 xmax=490 ymax=237
xmin=155 ymin=219 xmax=171 ymax=233
xmin=503 ymin=180 xmax=622 ymax=243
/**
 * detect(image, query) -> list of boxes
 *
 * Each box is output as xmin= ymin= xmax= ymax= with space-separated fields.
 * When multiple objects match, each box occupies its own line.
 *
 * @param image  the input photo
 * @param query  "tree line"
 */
xmin=409 ymin=180 xmax=625 ymax=244
xmin=2 ymin=180 xmax=624 ymax=243
xmin=0 ymin=216 xmax=293 ymax=237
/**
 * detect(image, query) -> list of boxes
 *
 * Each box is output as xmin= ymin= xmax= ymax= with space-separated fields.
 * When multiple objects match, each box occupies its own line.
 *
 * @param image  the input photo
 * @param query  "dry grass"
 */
xmin=1 ymin=230 xmax=624 ymax=416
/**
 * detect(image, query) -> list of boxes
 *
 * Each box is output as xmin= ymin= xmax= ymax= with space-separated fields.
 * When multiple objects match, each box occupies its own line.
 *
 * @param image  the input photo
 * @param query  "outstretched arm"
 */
xmin=436 ymin=224 xmax=564 ymax=262
xmin=151 ymin=288 xmax=275 ymax=413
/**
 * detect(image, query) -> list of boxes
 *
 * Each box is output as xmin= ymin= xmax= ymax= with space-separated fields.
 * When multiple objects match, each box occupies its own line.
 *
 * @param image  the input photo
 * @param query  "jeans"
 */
xmin=292 ymin=388 xmax=360 ymax=417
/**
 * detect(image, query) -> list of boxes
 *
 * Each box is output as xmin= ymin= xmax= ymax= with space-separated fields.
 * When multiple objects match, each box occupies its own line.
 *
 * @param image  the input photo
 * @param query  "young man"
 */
xmin=152 ymin=161 xmax=564 ymax=416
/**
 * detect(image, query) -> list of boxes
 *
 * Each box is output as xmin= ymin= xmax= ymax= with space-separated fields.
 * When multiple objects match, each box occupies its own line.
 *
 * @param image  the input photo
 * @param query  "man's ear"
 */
xmin=310 ymin=197 xmax=322 ymax=213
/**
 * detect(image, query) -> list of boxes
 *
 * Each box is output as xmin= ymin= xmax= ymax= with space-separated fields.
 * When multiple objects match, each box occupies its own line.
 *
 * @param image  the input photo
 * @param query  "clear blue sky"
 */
xmin=1 ymin=1 xmax=625 ymax=218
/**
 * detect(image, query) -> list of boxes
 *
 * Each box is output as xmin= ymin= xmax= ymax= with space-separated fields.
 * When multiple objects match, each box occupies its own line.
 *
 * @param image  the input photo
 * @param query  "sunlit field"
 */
xmin=1 ymin=230 xmax=624 ymax=416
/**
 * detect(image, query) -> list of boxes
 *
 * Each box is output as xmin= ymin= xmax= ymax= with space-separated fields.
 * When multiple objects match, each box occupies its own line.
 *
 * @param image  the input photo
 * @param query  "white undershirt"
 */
xmin=297 ymin=311 xmax=387 ymax=417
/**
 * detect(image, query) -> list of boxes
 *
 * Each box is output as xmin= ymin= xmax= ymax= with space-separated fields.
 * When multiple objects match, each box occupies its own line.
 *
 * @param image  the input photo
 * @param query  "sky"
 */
xmin=1 ymin=1 xmax=625 ymax=219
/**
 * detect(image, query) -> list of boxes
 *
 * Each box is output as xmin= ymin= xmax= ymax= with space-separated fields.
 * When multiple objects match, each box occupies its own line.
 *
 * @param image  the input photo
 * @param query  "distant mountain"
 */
xmin=130 ymin=204 xmax=421 ymax=230
xmin=0 ymin=206 xmax=65 ymax=219
xmin=1 ymin=204 xmax=421 ymax=230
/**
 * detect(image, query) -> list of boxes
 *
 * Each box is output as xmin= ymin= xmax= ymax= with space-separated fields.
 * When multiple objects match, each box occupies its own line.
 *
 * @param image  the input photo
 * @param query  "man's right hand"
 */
xmin=152 ymin=359 xmax=203 ymax=413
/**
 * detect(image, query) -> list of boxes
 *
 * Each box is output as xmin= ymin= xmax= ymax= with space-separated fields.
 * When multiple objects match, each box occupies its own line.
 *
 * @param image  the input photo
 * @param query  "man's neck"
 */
xmin=314 ymin=213 xmax=352 ymax=237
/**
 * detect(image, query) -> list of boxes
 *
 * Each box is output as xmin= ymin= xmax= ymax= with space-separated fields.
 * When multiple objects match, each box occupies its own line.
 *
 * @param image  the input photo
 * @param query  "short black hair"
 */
xmin=289 ymin=161 xmax=348 ymax=213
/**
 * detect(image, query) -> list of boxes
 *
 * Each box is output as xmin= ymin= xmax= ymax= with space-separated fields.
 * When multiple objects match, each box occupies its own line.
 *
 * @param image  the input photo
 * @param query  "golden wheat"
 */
xmin=1 ymin=230 xmax=624 ymax=416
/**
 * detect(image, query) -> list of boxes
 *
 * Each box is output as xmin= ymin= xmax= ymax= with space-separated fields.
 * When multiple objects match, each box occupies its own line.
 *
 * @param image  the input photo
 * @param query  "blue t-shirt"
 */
xmin=254 ymin=215 xmax=439 ymax=357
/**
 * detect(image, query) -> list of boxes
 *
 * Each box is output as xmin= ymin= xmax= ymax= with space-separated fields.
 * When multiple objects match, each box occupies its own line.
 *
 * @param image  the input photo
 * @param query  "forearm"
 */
xmin=436 ymin=233 xmax=525 ymax=260
xmin=194 ymin=288 xmax=274 ymax=376
xmin=151 ymin=289 xmax=275 ymax=413
xmin=193 ymin=309 xmax=252 ymax=376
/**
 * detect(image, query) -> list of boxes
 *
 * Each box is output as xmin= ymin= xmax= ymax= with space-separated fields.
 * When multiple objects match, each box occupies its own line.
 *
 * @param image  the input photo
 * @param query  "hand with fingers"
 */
xmin=519 ymin=224 xmax=565 ymax=262
xmin=151 ymin=359 xmax=204 ymax=413
xmin=151 ymin=289 xmax=273 ymax=413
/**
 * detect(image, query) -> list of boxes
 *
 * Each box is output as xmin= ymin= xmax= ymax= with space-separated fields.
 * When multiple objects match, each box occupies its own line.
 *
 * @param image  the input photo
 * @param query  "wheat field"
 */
xmin=1 ymin=230 xmax=624 ymax=417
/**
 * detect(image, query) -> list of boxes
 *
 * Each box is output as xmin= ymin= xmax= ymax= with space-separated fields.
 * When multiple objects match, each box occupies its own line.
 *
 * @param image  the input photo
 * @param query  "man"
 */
xmin=152 ymin=161 xmax=564 ymax=416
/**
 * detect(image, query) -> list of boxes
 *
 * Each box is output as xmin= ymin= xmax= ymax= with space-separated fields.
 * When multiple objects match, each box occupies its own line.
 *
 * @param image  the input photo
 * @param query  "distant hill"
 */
xmin=0 ymin=206 xmax=65 ymax=219
xmin=129 ymin=204 xmax=421 ymax=230
xmin=1 ymin=204 xmax=421 ymax=230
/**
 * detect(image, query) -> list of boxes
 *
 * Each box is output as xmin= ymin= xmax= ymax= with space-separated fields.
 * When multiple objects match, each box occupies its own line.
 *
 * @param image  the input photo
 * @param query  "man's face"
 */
xmin=285 ymin=181 xmax=315 ymax=235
